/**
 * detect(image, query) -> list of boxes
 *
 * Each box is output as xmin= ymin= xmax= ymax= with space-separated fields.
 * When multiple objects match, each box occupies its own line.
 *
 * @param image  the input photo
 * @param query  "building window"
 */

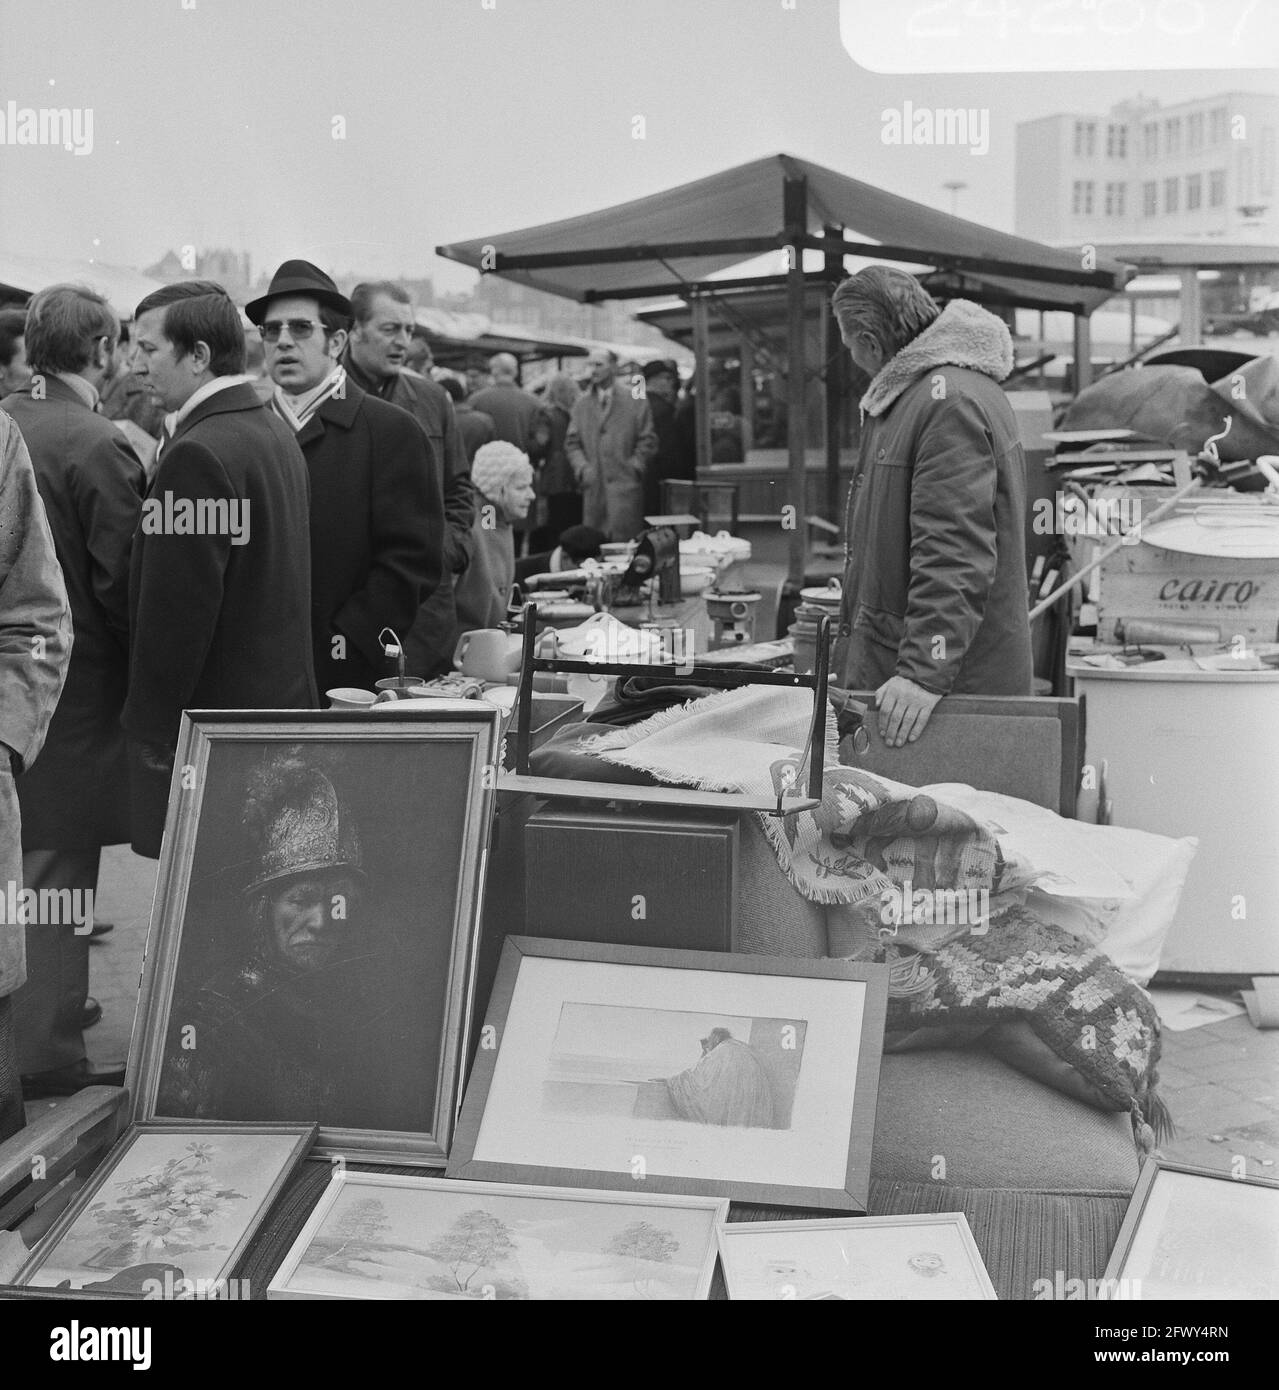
xmin=1209 ymin=169 xmax=1226 ymax=207
xmin=1186 ymin=173 xmax=1202 ymax=210
xmin=1188 ymin=112 xmax=1205 ymax=151
xmin=1104 ymin=182 xmax=1126 ymax=216
xmin=1143 ymin=122 xmax=1159 ymax=160
xmin=1107 ymin=123 xmax=1128 ymax=158
xmin=1142 ymin=181 xmax=1158 ymax=216
xmin=1209 ymin=107 xmax=1228 ymax=144
xmin=1072 ymin=180 xmax=1095 ymax=215
xmin=1074 ymin=121 xmax=1096 ymax=158
xmin=1165 ymin=117 xmax=1182 ymax=155
xmin=1164 ymin=177 xmax=1180 ymax=213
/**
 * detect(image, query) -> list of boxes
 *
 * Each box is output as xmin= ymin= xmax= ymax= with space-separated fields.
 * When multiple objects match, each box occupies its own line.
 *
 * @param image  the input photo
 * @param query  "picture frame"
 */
xmin=266 ymin=1170 xmax=728 ymax=1301
xmin=12 ymin=1122 xmax=315 ymax=1297
xmin=1101 ymin=1158 xmax=1279 ymax=1300
xmin=448 ymin=937 xmax=889 ymax=1211
xmin=126 ymin=708 xmax=501 ymax=1164
xmin=717 ymin=1212 xmax=998 ymax=1300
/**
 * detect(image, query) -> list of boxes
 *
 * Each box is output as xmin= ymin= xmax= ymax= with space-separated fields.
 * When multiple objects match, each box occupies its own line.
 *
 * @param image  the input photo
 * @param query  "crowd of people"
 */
xmin=0 ymin=261 xmax=1035 ymax=1145
xmin=0 ymin=266 xmax=698 ymax=1120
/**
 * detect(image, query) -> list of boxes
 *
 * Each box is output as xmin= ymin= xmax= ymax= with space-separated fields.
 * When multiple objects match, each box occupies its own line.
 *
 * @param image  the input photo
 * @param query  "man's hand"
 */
xmin=875 ymin=676 xmax=942 ymax=748
xmin=138 ymin=740 xmax=176 ymax=776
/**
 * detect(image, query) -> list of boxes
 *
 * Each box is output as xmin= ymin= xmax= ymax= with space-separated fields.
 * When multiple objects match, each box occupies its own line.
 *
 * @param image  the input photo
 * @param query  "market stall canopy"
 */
xmin=437 ymin=152 xmax=1133 ymax=313
xmin=0 ymin=250 xmax=165 ymax=317
xmin=412 ymin=304 xmax=675 ymax=369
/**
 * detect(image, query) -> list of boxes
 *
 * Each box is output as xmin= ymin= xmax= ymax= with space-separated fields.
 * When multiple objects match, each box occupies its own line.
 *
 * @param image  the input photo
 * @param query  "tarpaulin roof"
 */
xmin=0 ymin=251 xmax=165 ymax=317
xmin=412 ymin=305 xmax=678 ymax=368
xmin=437 ymin=152 xmax=1132 ymax=314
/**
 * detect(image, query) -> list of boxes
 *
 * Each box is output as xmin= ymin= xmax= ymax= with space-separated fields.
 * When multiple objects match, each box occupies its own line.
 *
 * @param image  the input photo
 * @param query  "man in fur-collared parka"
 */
xmin=831 ymin=267 xmax=1033 ymax=749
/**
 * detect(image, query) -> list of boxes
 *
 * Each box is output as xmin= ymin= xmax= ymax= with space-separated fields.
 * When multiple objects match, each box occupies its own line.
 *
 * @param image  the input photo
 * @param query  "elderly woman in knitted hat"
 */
xmin=453 ymin=439 xmax=536 ymax=635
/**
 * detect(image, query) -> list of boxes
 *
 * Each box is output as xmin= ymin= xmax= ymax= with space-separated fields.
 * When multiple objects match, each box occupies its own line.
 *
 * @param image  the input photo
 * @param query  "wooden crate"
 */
xmin=1095 ymin=496 xmax=1279 ymax=645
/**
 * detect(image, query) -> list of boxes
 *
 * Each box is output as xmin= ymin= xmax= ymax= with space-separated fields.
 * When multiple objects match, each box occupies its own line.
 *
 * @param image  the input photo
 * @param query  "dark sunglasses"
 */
xmin=259 ymin=319 xmax=323 ymax=343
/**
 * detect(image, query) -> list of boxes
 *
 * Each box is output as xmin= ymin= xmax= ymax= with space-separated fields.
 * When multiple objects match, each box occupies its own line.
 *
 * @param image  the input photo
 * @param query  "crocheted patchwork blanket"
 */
xmin=874 ymin=905 xmax=1167 ymax=1144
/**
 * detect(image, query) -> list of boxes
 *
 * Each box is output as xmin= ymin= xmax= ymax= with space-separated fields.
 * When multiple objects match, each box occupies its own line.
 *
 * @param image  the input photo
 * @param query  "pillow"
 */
xmin=924 ymin=784 xmax=1197 ymax=985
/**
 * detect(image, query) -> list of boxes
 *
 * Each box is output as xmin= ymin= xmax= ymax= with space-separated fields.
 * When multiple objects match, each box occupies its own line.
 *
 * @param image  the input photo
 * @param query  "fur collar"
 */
xmin=860 ymin=299 xmax=1014 ymax=419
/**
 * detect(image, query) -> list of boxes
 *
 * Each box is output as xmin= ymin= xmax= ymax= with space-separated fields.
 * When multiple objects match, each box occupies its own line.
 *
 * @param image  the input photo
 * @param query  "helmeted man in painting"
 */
xmin=157 ymin=753 xmax=428 ymax=1132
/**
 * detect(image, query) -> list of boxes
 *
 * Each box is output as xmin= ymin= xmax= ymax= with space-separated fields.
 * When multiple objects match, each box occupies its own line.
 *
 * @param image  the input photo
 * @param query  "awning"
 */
xmin=0 ymin=250 xmax=165 ymax=317
xmin=412 ymin=305 xmax=681 ymax=370
xmin=437 ymin=152 xmax=1132 ymax=313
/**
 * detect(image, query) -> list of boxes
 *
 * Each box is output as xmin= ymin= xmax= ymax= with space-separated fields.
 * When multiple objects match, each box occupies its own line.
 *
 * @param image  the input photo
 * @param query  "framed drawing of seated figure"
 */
xmin=125 ymin=708 xmax=501 ymax=1164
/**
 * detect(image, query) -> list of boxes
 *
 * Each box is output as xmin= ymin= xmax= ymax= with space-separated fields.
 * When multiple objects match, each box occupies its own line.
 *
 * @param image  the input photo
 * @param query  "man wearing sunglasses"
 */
xmin=246 ymin=261 xmax=442 ymax=698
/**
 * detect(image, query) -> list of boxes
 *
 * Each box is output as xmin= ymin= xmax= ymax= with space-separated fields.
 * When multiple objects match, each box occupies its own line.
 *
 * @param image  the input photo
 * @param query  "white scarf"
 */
xmin=270 ymin=366 xmax=346 ymax=433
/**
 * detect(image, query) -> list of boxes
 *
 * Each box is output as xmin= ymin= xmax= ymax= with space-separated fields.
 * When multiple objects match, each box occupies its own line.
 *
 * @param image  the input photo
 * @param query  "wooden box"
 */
xmin=523 ymin=806 xmax=740 ymax=953
xmin=1095 ymin=495 xmax=1279 ymax=645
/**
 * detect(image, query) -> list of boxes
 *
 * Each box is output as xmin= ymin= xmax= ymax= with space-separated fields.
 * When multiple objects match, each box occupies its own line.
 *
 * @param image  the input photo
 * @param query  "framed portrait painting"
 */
xmin=1101 ymin=1159 xmax=1279 ymax=1300
xmin=717 ymin=1212 xmax=997 ymax=1300
xmin=267 ymin=1170 xmax=727 ymax=1301
xmin=12 ymin=1123 xmax=314 ymax=1297
xmin=126 ymin=708 xmax=501 ymax=1164
xmin=448 ymin=937 xmax=889 ymax=1211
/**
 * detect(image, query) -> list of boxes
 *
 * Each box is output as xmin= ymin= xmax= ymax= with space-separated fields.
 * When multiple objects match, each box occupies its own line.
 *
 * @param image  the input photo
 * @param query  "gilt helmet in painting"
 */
xmin=241 ymin=754 xmax=364 ymax=895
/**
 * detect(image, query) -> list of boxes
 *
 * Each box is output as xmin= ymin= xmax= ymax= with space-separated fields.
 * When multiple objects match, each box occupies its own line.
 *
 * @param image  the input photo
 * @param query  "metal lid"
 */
xmin=1142 ymin=510 xmax=1279 ymax=559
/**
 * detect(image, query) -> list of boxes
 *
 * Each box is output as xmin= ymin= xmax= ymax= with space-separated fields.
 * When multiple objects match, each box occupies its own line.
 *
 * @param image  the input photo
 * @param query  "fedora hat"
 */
xmin=245 ymin=259 xmax=351 ymax=325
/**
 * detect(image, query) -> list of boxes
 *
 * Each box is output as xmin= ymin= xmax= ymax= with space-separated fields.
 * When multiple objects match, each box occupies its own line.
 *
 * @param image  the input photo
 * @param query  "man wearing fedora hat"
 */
xmin=247 ymin=260 xmax=443 ymax=697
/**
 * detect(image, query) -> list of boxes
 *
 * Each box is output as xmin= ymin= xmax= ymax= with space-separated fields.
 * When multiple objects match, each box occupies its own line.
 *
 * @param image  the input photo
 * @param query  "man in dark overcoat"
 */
xmin=247 ymin=261 xmax=442 ymax=695
xmin=124 ymin=281 xmax=317 ymax=857
xmin=1 ymin=284 xmax=144 ymax=1096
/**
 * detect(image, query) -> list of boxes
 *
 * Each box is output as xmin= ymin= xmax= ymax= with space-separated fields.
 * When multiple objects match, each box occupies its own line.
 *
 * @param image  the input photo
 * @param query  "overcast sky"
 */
xmin=1 ymin=0 xmax=1272 ymax=294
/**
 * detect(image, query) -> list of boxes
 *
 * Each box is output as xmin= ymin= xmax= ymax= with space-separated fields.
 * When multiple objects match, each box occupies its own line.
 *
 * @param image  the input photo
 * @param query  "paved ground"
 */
xmin=28 ymin=845 xmax=1279 ymax=1185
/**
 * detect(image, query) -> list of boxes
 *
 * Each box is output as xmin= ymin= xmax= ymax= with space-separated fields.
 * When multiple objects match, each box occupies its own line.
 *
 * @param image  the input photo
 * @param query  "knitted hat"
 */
xmin=471 ymin=440 xmax=532 ymax=502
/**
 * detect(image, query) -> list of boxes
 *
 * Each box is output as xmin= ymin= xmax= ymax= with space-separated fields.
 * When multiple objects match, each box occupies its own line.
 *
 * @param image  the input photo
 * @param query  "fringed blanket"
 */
xmin=571 ymin=686 xmax=1166 ymax=1146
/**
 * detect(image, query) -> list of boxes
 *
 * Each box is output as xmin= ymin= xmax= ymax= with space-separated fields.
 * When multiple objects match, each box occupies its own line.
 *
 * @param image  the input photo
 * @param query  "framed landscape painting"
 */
xmin=447 ymin=937 xmax=889 ymax=1211
xmin=717 ymin=1212 xmax=997 ymax=1300
xmin=126 ymin=709 xmax=500 ymax=1164
xmin=1101 ymin=1159 xmax=1279 ymax=1300
xmin=13 ymin=1123 xmax=315 ymax=1296
xmin=267 ymin=1171 xmax=727 ymax=1301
